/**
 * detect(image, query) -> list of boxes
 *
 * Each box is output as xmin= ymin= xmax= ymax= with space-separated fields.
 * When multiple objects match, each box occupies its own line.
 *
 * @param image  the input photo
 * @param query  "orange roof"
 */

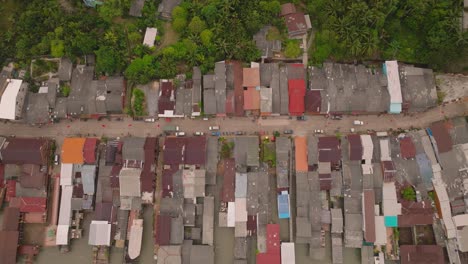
xmin=243 ymin=88 xmax=260 ymax=110
xmin=61 ymin=138 xmax=86 ymax=164
xmin=243 ymin=68 xmax=260 ymax=87
xmin=295 ymin=137 xmax=308 ymax=172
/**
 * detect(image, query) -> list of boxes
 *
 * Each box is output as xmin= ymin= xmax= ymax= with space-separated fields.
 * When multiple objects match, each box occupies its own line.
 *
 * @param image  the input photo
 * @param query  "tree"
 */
xmin=188 ymin=16 xmax=206 ymax=35
xmin=172 ymin=17 xmax=187 ymax=33
xmin=401 ymin=186 xmax=416 ymax=201
xmin=284 ymin=40 xmax=301 ymax=58
xmin=124 ymin=55 xmax=158 ymax=84
xmin=50 ymin=39 xmax=65 ymax=58
xmin=132 ymin=88 xmax=146 ymax=116
xmin=172 ymin=6 xmax=188 ymax=20
xmin=97 ymin=0 xmax=130 ymax=22
xmin=200 ymin=29 xmax=213 ymax=47
xmin=95 ymin=46 xmax=123 ymax=75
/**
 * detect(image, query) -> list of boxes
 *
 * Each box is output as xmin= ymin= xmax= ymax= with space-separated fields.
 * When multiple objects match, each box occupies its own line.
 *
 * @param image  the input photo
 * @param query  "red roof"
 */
xmin=6 ymin=180 xmax=16 ymax=202
xmin=221 ymin=159 xmax=235 ymax=203
xmin=288 ymin=79 xmax=306 ymax=115
xmin=243 ymin=87 xmax=260 ymax=110
xmin=155 ymin=215 xmax=171 ymax=245
xmin=185 ymin=136 xmax=207 ymax=165
xmin=348 ymin=135 xmax=363 ymax=161
xmin=280 ymin=3 xmax=296 ymax=16
xmin=0 ymin=138 xmax=49 ymax=165
xmin=0 ymin=230 xmax=19 ymax=264
xmin=9 ymin=197 xmax=46 ymax=213
xmin=400 ymin=137 xmax=416 ymax=159
xmin=231 ymin=61 xmax=244 ymax=116
xmin=400 ymin=245 xmax=444 ymax=264
xmin=305 ymin=90 xmax=321 ymax=113
xmin=0 ymin=164 xmax=4 ymax=187
xmin=257 ymin=253 xmax=280 ymax=264
xmin=83 ymin=138 xmax=99 ymax=164
xmin=141 ymin=137 xmax=157 ymax=193
xmin=398 ymin=214 xmax=433 ymax=227
xmin=266 ymin=224 xmax=280 ymax=254
xmin=163 ymin=137 xmax=186 ymax=165
xmin=430 ymin=121 xmax=452 ymax=153
xmin=284 ymin=13 xmax=308 ymax=37
xmin=2 ymin=207 xmax=20 ymax=231
xmin=363 ymin=190 xmax=376 ymax=243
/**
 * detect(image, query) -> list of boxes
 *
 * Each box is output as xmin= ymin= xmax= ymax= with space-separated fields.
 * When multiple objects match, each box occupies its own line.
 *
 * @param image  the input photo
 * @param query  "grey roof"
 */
xmin=81 ymin=165 xmax=96 ymax=195
xmin=235 ymin=173 xmax=248 ymax=198
xmin=314 ymin=63 xmax=390 ymax=114
xmin=100 ymin=76 xmax=124 ymax=113
xmin=182 ymin=168 xmax=206 ymax=199
xmin=192 ymin=67 xmax=202 ymax=105
xmin=140 ymin=82 xmax=159 ymax=117
xmin=160 ymin=197 xmax=183 ymax=217
xmin=58 ymin=57 xmax=73 ymax=81
xmin=267 ymin=64 xmax=281 ymax=114
xmin=129 ymin=0 xmax=145 ymax=17
xmin=276 ymin=137 xmax=291 ymax=189
xmin=189 ymin=245 xmax=214 ymax=264
xmin=450 ymin=117 xmax=468 ymax=145
xmin=202 ymin=196 xmax=214 ymax=245
xmin=344 ymin=213 xmax=363 ymax=248
xmin=170 ymin=216 xmax=184 ymax=244
xmin=203 ymin=75 xmax=215 ymax=89
xmin=175 ymin=88 xmax=193 ymax=116
xmin=157 ymin=245 xmax=182 ymax=264
xmin=158 ymin=0 xmax=182 ymax=19
xmin=400 ymin=65 xmax=437 ymax=112
xmin=344 ymin=190 xmax=362 ymax=214
xmin=247 ymin=172 xmax=259 ymax=215
xmin=234 ymin=237 xmax=248 ymax=259
xmin=203 ymin=89 xmax=216 ymax=115
xmin=214 ymin=62 xmax=226 ymax=114
xmin=279 ymin=65 xmax=289 ymax=115
xmin=331 ymin=208 xmax=343 ymax=234
xmin=331 ymin=171 xmax=343 ymax=197
xmin=25 ymin=93 xmax=50 ymax=124
xmin=307 ymin=136 xmax=318 ymax=165
xmin=235 ymin=137 xmax=259 ymax=167
xmin=122 ymin=137 xmax=145 ymax=161
xmin=260 ymin=87 xmax=272 ymax=113
xmin=119 ymin=168 xmax=141 ymax=197
xmin=332 ymin=235 xmax=343 ymax=264
xmin=47 ymin=79 xmax=58 ymax=106
xmin=183 ymin=203 xmax=195 ymax=227
xmin=253 ymin=26 xmax=282 ymax=58
xmin=205 ymin=137 xmax=218 ymax=185
xmin=361 ymin=245 xmax=374 ymax=264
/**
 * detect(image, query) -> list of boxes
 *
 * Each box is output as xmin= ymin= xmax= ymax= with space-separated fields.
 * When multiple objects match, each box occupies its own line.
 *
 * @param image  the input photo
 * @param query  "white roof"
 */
xmin=58 ymin=185 xmax=73 ymax=226
xmin=382 ymin=182 xmax=401 ymax=216
xmin=235 ymin=198 xmax=247 ymax=222
xmin=385 ymin=61 xmax=402 ymax=103
xmin=143 ymin=27 xmax=157 ymax=47
xmin=56 ymin=224 xmax=69 ymax=245
xmin=360 ymin=135 xmax=373 ymax=160
xmin=0 ymin=79 xmax=22 ymax=120
xmin=281 ymin=242 xmax=296 ymax=264
xmin=374 ymin=216 xmax=386 ymax=246
xmin=88 ymin=221 xmax=111 ymax=246
xmin=434 ymin=183 xmax=456 ymax=238
xmin=453 ymin=214 xmax=468 ymax=227
xmin=380 ymin=139 xmax=391 ymax=161
xmin=128 ymin=219 xmax=143 ymax=259
xmin=60 ymin=163 xmax=74 ymax=186
xmin=227 ymin=202 xmax=235 ymax=227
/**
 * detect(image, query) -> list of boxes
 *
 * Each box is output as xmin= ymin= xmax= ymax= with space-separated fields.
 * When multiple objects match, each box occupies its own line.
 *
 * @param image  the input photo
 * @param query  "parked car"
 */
xmin=54 ymin=154 xmax=60 ymax=165
xmin=211 ymin=131 xmax=221 ymax=136
xmin=330 ymin=115 xmax=343 ymax=120
xmin=175 ymin=132 xmax=186 ymax=137
xmin=314 ymin=129 xmax=324 ymax=134
xmin=283 ymin=130 xmax=294 ymax=134
xmin=194 ymin=132 xmax=204 ymax=136
xmin=144 ymin=118 xmax=155 ymax=123
xmin=353 ymin=120 xmax=364 ymax=125
xmin=203 ymin=117 xmax=209 ymax=121
xmin=209 ymin=126 xmax=220 ymax=130
xmin=296 ymin=116 xmax=306 ymax=121
xmin=235 ymin=131 xmax=244 ymax=135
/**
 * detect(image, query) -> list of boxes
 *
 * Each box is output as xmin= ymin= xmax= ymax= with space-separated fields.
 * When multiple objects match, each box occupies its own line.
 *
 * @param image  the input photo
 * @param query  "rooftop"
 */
xmin=399 ymin=245 xmax=444 ymax=264
xmin=61 ymin=138 xmax=86 ymax=164
xmin=0 ymin=138 xmax=49 ymax=165
xmin=243 ymin=68 xmax=260 ymax=87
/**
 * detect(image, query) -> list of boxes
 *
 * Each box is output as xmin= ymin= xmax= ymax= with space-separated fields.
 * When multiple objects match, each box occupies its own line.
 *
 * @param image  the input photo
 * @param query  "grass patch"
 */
xmin=221 ymin=141 xmax=234 ymax=159
xmin=132 ymin=88 xmax=146 ymax=116
xmin=262 ymin=141 xmax=276 ymax=166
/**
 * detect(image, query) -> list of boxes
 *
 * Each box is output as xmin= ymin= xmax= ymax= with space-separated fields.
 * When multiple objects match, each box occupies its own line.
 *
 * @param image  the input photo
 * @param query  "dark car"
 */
xmin=235 ymin=131 xmax=244 ymax=135
xmin=284 ymin=130 xmax=293 ymax=134
xmin=211 ymin=131 xmax=221 ymax=136
xmin=296 ymin=116 xmax=306 ymax=121
xmin=330 ymin=115 xmax=343 ymax=120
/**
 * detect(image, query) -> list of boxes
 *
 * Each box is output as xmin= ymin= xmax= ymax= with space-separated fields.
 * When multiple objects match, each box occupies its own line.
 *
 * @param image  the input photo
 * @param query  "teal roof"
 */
xmin=389 ymin=103 xmax=402 ymax=114
xmin=384 ymin=216 xmax=398 ymax=227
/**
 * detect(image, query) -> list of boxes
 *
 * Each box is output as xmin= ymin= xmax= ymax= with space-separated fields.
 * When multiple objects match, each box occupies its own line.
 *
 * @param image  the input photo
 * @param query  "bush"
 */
xmin=284 ymin=40 xmax=301 ymax=58
xmin=61 ymin=85 xmax=71 ymax=97
xmin=132 ymin=88 xmax=145 ymax=116
xmin=221 ymin=141 xmax=235 ymax=159
xmin=401 ymin=186 xmax=416 ymax=201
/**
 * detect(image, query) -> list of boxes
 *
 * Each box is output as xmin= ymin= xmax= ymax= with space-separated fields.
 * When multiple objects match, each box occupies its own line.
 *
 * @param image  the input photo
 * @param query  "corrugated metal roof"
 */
xmin=81 ymin=165 xmax=96 ymax=195
xmin=202 ymin=197 xmax=214 ymax=246
xmin=9 ymin=197 xmax=46 ymax=213
xmin=235 ymin=198 xmax=247 ymax=222
xmin=361 ymin=135 xmax=373 ymax=161
xmin=119 ymin=168 xmax=142 ymax=197
xmin=243 ymin=68 xmax=260 ymax=87
xmin=347 ymin=135 xmax=363 ymax=161
xmin=2 ymin=207 xmax=19 ymax=231
xmin=380 ymin=139 xmax=391 ymax=161
xmin=400 ymin=245 xmax=444 ymax=264
xmin=243 ymin=87 xmax=260 ymax=110
xmin=363 ymin=190 xmax=376 ymax=243
xmin=305 ymin=90 xmax=321 ymax=113
xmin=430 ymin=121 xmax=453 ymax=153
xmin=61 ymin=138 xmax=86 ymax=164
xmin=384 ymin=61 xmax=402 ymax=104
xmin=0 ymin=79 xmax=22 ymax=120
xmin=222 ymin=159 xmax=235 ymax=202
xmin=156 ymin=215 xmax=171 ymax=245
xmin=288 ymin=79 xmax=305 ymax=115
xmin=0 ymin=230 xmax=19 ymax=264
xmin=235 ymin=173 xmax=247 ymax=198
xmin=280 ymin=242 xmax=295 ymax=264
xmin=0 ymin=138 xmax=48 ymax=165
xmin=163 ymin=137 xmax=185 ymax=165
xmin=83 ymin=138 xmax=98 ymax=164
xmin=266 ymin=224 xmax=281 ymax=254
xmin=122 ymin=137 xmax=145 ymax=161
xmin=295 ymin=137 xmax=308 ymax=172
xmin=185 ymin=136 xmax=206 ymax=165
xmin=60 ymin=163 xmax=73 ymax=186
xmin=400 ymin=137 xmax=416 ymax=159
xmin=88 ymin=221 xmax=111 ymax=246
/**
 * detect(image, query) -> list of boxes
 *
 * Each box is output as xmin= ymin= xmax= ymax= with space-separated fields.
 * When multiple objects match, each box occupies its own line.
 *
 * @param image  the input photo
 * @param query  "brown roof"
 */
xmin=0 ymin=230 xmax=19 ymax=264
xmin=295 ymin=137 xmax=308 ymax=172
xmin=430 ymin=121 xmax=453 ymax=153
xmin=185 ymin=136 xmax=207 ymax=165
xmin=221 ymin=159 xmax=235 ymax=203
xmin=1 ymin=207 xmax=20 ymax=231
xmin=305 ymin=90 xmax=321 ymax=113
xmin=83 ymin=138 xmax=99 ymax=164
xmin=318 ymin=137 xmax=341 ymax=163
xmin=9 ymin=197 xmax=47 ymax=213
xmin=382 ymin=161 xmax=396 ymax=182
xmin=347 ymin=135 xmax=363 ymax=161
xmin=399 ymin=245 xmax=444 ymax=264
xmin=225 ymin=90 xmax=235 ymax=114
xmin=162 ymin=168 xmax=177 ymax=197
xmin=284 ymin=13 xmax=308 ymax=36
xmin=163 ymin=137 xmax=185 ymax=165
xmin=19 ymin=164 xmax=46 ymax=189
xmin=242 ymin=68 xmax=260 ymax=87
xmin=400 ymin=137 xmax=416 ymax=159
xmin=280 ymin=3 xmax=296 ymax=16
xmin=0 ymin=138 xmax=49 ymax=165
xmin=363 ymin=190 xmax=376 ymax=242
xmin=61 ymin=138 xmax=86 ymax=164
xmin=94 ymin=202 xmax=114 ymax=222
xmin=319 ymin=174 xmax=331 ymax=190
xmin=155 ymin=215 xmax=171 ymax=245
xmin=231 ymin=61 xmax=244 ymax=116
xmin=243 ymin=87 xmax=260 ymax=110
xmin=398 ymin=214 xmax=433 ymax=227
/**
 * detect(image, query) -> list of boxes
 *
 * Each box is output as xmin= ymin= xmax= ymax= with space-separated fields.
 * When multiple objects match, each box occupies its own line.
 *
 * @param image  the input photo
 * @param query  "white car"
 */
xmin=203 ymin=117 xmax=209 ymax=121
xmin=353 ymin=120 xmax=364 ymax=125
xmin=175 ymin=132 xmax=186 ymax=137
xmin=209 ymin=126 xmax=220 ymax=130
xmin=314 ymin=129 xmax=324 ymax=134
xmin=144 ymin=118 xmax=155 ymax=122
xmin=194 ymin=132 xmax=204 ymax=136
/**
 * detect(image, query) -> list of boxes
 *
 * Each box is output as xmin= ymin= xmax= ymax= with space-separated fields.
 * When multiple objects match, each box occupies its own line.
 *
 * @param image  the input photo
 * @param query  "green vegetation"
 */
xmin=221 ymin=141 xmax=235 ymax=159
xmin=262 ymin=141 xmax=276 ymax=166
xmin=307 ymin=0 xmax=468 ymax=71
xmin=428 ymin=191 xmax=435 ymax=202
xmin=61 ymin=85 xmax=71 ymax=97
xmin=32 ymin=59 xmax=59 ymax=77
xmin=401 ymin=186 xmax=416 ymax=201
xmin=132 ymin=88 xmax=145 ymax=117
xmin=437 ymin=91 xmax=446 ymax=105
xmin=284 ymin=39 xmax=301 ymax=58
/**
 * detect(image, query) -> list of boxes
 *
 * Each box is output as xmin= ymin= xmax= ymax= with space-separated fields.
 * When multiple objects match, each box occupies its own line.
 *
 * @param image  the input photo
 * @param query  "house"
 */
xmin=399 ymin=245 xmax=444 ymax=264
xmin=214 ymin=62 xmax=227 ymax=116
xmin=281 ymin=243 xmax=295 ymax=264
xmin=25 ymin=79 xmax=58 ymax=125
xmin=191 ymin=67 xmax=202 ymax=116
xmin=429 ymin=121 xmax=453 ymax=154
xmin=158 ymin=0 xmax=182 ymax=20
xmin=0 ymin=79 xmax=27 ymax=120
xmin=88 ymin=220 xmax=111 ymax=246
xmin=61 ymin=138 xmax=86 ymax=164
xmin=0 ymin=230 xmax=19 ymax=264
xmin=256 ymin=224 xmax=280 ymax=264
xmin=129 ymin=0 xmax=145 ymax=17
xmin=400 ymin=137 xmax=416 ymax=159
xmin=253 ymin=26 xmax=282 ymax=59
xmin=159 ymin=80 xmax=179 ymax=117
xmin=294 ymin=137 xmax=307 ymax=172
xmin=347 ymin=135 xmax=363 ymax=161
xmin=0 ymin=138 xmax=49 ymax=165
xmin=399 ymin=65 xmax=437 ymax=112
xmin=288 ymin=79 xmax=305 ymax=116
xmin=143 ymin=27 xmax=158 ymax=47
xmin=362 ymin=190 xmax=376 ymax=243
xmin=58 ymin=57 xmax=73 ymax=81
xmin=384 ymin=61 xmax=403 ymax=114
xmin=280 ymin=3 xmax=311 ymax=38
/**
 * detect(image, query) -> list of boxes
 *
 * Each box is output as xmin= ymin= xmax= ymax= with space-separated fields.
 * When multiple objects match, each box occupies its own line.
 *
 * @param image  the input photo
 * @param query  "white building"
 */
xmin=0 ymin=79 xmax=27 ymax=120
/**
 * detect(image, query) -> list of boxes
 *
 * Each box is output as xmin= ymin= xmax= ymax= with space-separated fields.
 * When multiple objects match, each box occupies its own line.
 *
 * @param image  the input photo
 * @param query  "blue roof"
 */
xmin=416 ymin=153 xmax=433 ymax=190
xmin=384 ymin=216 xmax=398 ymax=227
xmin=278 ymin=193 xmax=290 ymax=219
xmin=389 ymin=103 xmax=402 ymax=114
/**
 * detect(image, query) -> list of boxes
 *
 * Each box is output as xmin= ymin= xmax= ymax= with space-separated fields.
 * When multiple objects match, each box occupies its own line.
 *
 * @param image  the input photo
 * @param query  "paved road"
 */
xmin=0 ymin=101 xmax=466 ymax=140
